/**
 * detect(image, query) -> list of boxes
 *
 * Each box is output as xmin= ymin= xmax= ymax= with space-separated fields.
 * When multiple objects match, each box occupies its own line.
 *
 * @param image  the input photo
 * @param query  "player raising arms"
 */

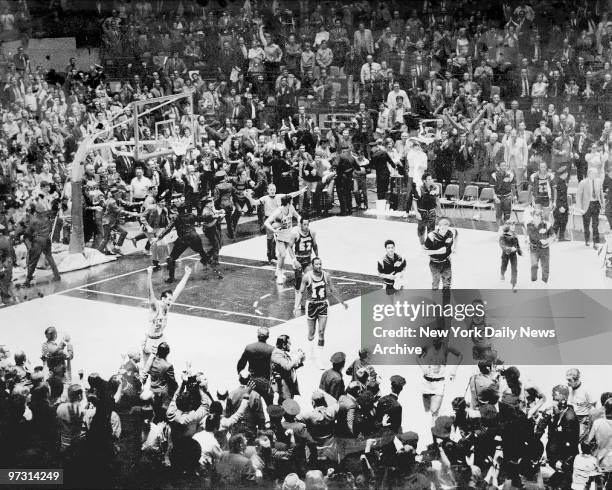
xmin=288 ymin=217 xmax=319 ymax=295
xmin=265 ymin=195 xmax=301 ymax=284
xmin=294 ymin=257 xmax=348 ymax=369
xmin=142 ymin=265 xmax=192 ymax=373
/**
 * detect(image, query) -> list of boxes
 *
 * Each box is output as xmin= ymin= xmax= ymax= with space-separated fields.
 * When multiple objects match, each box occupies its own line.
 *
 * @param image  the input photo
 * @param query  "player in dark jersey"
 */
xmin=288 ymin=217 xmax=319 ymax=293
xmin=529 ymin=161 xmax=554 ymax=219
xmin=294 ymin=257 xmax=347 ymax=369
xmin=423 ymin=217 xmax=458 ymax=292
xmin=377 ymin=239 xmax=407 ymax=292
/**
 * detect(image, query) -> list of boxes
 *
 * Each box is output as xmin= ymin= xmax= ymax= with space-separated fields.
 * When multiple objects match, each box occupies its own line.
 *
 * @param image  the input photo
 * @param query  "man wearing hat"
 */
xmin=376 ymin=375 xmax=406 ymax=434
xmin=0 ymin=222 xmax=16 ymax=305
xmin=15 ymin=201 xmax=61 ymax=288
xmin=281 ymin=398 xmax=318 ymax=473
xmin=236 ymin=327 xmax=274 ymax=403
xmin=297 ymin=389 xmax=339 ymax=446
xmin=154 ymin=202 xmax=209 ymax=283
xmin=319 ymin=352 xmax=346 ymax=400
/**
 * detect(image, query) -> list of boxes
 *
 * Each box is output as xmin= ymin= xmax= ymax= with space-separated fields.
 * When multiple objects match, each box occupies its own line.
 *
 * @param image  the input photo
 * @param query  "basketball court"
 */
xmin=2 ymin=213 xmax=611 ymax=449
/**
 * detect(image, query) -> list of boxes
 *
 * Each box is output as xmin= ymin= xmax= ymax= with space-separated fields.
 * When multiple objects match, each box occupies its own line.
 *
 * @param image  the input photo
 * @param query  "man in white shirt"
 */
xmin=360 ymin=55 xmax=381 ymax=85
xmin=130 ymin=166 xmax=153 ymax=203
xmin=566 ymin=368 xmax=596 ymax=441
xmin=386 ymin=82 xmax=408 ymax=110
xmin=504 ymin=129 xmax=528 ymax=185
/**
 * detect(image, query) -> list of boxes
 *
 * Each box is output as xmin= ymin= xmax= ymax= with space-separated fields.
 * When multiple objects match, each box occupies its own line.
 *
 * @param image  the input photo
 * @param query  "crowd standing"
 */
xmin=2 ymin=0 xmax=612 ymax=488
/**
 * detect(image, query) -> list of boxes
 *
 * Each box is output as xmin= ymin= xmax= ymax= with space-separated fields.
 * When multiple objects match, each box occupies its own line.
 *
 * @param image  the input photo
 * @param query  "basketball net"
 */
xmin=170 ymin=139 xmax=190 ymax=156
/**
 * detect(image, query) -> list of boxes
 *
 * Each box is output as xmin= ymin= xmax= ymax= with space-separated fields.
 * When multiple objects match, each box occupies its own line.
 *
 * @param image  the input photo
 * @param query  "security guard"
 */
xmin=319 ymin=352 xmax=346 ymax=400
xmin=154 ymin=201 xmax=208 ymax=283
xmin=17 ymin=201 xmax=61 ymax=288
xmin=281 ymin=399 xmax=318 ymax=475
xmin=375 ymin=374 xmax=406 ymax=434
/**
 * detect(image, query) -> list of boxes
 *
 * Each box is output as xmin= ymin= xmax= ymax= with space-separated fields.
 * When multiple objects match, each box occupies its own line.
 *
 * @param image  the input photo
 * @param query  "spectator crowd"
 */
xmin=2 ymin=0 xmax=612 ymax=488
xmin=3 ymin=325 xmax=612 ymax=489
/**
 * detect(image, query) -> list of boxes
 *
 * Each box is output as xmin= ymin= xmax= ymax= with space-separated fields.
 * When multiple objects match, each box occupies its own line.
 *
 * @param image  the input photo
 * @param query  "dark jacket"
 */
xmin=148 ymin=357 xmax=177 ymax=398
xmin=375 ymin=393 xmax=403 ymax=433
xmin=236 ymin=341 xmax=274 ymax=379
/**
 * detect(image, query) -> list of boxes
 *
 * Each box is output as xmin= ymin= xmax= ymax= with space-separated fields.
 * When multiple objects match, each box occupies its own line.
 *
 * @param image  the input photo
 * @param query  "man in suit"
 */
xmin=572 ymin=122 xmax=592 ymax=182
xmin=218 ymin=40 xmax=240 ymax=76
xmin=442 ymin=70 xmax=459 ymax=103
xmin=483 ymin=133 xmax=505 ymax=182
xmin=229 ymin=101 xmax=247 ymax=127
xmin=353 ymin=22 xmax=374 ymax=57
xmin=505 ymin=100 xmax=525 ymax=129
xmin=270 ymin=334 xmax=305 ymax=405
xmin=236 ymin=327 xmax=274 ymax=403
xmin=575 ymin=167 xmax=605 ymax=248
xmin=376 ymin=375 xmax=405 ymax=434
xmin=292 ymin=105 xmax=315 ymax=132
xmin=148 ymin=342 xmax=178 ymax=420
xmin=181 ymin=164 xmax=202 ymax=213
xmin=216 ymin=434 xmax=257 ymax=487
xmin=276 ymin=76 xmax=296 ymax=122
xmin=599 ymin=73 xmax=612 ymax=121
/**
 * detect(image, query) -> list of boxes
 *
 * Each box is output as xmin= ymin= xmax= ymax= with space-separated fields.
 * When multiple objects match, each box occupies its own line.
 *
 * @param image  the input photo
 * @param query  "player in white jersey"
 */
xmin=294 ymin=257 xmax=347 ymax=369
xmin=142 ymin=264 xmax=192 ymax=372
xmin=264 ymin=195 xmax=301 ymax=284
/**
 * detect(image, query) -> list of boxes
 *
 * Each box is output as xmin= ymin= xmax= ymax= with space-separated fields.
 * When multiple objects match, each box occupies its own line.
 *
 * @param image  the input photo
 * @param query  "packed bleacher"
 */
xmin=2 ymin=0 xmax=612 ymax=488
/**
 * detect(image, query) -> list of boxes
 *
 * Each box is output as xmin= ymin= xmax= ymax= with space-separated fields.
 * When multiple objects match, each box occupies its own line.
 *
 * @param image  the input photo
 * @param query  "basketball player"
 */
xmin=142 ymin=264 xmax=192 ymax=373
xmin=423 ymin=217 xmax=458 ymax=292
xmin=264 ymin=195 xmax=301 ymax=284
xmin=294 ymin=257 xmax=348 ymax=369
xmin=417 ymin=337 xmax=463 ymax=423
xmin=529 ymin=160 xmax=554 ymax=219
xmin=411 ymin=172 xmax=441 ymax=245
xmin=248 ymin=184 xmax=307 ymax=264
xmin=288 ymin=217 xmax=319 ymax=293
xmin=377 ymin=239 xmax=407 ymax=292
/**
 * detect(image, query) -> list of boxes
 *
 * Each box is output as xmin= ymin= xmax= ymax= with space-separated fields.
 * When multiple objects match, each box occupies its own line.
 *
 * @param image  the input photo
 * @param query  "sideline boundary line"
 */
xmin=73 ymin=288 xmax=288 ymax=323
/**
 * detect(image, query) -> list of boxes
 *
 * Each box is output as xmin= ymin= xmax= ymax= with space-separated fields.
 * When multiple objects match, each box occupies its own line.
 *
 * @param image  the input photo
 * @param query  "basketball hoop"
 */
xmin=170 ymin=139 xmax=190 ymax=156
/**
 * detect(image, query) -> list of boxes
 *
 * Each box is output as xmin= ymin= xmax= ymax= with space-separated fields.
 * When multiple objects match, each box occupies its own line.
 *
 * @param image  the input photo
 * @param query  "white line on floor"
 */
xmin=74 ymin=288 xmax=288 ymax=323
xmin=260 ymin=293 xmax=271 ymax=300
xmin=336 ymin=282 xmax=356 ymax=285
xmin=53 ymin=253 xmax=200 ymax=297
xmin=253 ymin=301 xmax=259 ymax=308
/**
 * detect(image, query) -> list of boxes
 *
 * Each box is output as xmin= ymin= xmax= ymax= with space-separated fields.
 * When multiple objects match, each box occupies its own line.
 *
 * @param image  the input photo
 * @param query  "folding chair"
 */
xmin=455 ymin=185 xmax=479 ymax=217
xmin=512 ymin=190 xmax=530 ymax=223
xmin=473 ymin=187 xmax=495 ymax=220
xmin=439 ymin=184 xmax=460 ymax=212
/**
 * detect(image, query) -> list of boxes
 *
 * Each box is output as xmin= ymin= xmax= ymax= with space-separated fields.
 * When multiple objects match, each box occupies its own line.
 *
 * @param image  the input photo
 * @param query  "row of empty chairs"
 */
xmin=433 ymin=182 xmax=610 ymax=237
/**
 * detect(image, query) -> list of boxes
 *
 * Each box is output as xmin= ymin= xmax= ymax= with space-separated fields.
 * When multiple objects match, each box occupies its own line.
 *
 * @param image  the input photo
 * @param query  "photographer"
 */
xmin=166 ymin=366 xmax=213 ymax=444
